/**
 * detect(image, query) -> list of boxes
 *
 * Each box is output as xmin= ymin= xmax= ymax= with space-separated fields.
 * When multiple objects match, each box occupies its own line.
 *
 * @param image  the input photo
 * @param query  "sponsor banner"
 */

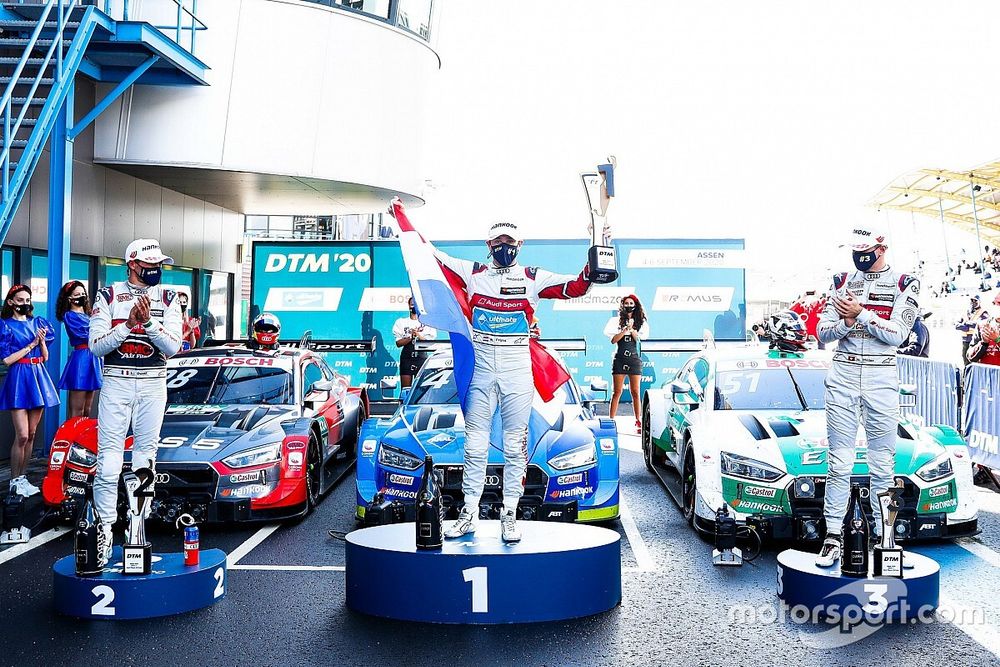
xmin=263 ymin=287 xmax=342 ymax=312
xmin=627 ymin=248 xmax=746 ymax=269
xmin=552 ymin=286 xmax=636 ymax=311
xmin=252 ymin=239 xmax=744 ymax=392
xmin=962 ymin=363 xmax=1000 ymax=469
xmin=651 ymin=287 xmax=735 ymax=312
xmin=359 ymin=287 xmax=412 ymax=312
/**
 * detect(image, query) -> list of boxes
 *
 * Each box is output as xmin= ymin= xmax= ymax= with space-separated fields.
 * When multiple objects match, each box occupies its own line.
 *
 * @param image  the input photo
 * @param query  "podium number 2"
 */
xmin=462 ymin=567 xmax=488 ymax=613
xmin=213 ymin=568 xmax=225 ymax=598
xmin=91 ymin=585 xmax=116 ymax=616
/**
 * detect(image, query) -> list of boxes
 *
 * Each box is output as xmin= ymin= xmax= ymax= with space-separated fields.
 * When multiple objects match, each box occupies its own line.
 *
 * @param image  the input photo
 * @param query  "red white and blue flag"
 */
xmin=391 ymin=199 xmax=570 ymax=408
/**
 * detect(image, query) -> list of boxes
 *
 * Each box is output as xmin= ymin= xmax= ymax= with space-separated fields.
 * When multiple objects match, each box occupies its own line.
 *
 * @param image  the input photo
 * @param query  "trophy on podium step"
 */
xmin=122 ymin=467 xmax=154 ymax=576
xmin=873 ymin=479 xmax=906 ymax=578
xmin=581 ymin=157 xmax=618 ymax=284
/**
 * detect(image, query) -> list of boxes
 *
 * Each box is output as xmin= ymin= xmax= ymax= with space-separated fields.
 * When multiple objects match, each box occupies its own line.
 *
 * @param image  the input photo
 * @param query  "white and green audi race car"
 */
xmin=641 ymin=344 xmax=978 ymax=543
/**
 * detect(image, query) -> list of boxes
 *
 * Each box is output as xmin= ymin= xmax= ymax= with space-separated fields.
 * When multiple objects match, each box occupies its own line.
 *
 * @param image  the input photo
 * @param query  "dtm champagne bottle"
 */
xmin=841 ymin=484 xmax=870 ymax=577
xmin=415 ymin=456 xmax=442 ymax=550
xmin=75 ymin=486 xmax=102 ymax=577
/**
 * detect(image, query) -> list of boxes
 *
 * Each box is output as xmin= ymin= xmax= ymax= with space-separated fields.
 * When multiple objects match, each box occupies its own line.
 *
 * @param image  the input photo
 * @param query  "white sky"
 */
xmin=408 ymin=0 xmax=997 ymax=300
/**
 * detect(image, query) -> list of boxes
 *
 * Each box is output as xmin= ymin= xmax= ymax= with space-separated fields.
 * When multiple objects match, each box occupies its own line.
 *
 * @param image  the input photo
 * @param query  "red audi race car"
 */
xmin=42 ymin=338 xmax=370 ymax=524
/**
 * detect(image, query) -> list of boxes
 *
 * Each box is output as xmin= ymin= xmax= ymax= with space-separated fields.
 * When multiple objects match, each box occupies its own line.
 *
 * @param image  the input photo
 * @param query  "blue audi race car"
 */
xmin=356 ymin=350 xmax=620 ymax=524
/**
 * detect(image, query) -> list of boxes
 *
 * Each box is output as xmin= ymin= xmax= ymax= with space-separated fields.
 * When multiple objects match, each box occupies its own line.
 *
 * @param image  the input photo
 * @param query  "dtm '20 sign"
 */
xmin=251 ymin=238 xmax=745 ymax=393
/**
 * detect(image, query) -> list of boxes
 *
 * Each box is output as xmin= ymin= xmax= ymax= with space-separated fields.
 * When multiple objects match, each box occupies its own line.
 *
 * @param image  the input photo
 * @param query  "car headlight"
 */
xmin=548 ymin=444 xmax=597 ymax=471
xmin=720 ymin=451 xmax=784 ymax=482
xmin=916 ymin=454 xmax=953 ymax=482
xmin=68 ymin=444 xmax=97 ymax=467
xmin=223 ymin=444 xmax=282 ymax=469
xmin=378 ymin=443 xmax=423 ymax=471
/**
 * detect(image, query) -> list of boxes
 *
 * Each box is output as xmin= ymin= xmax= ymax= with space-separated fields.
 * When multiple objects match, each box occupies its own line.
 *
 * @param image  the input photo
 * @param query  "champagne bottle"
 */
xmin=415 ymin=456 xmax=442 ymax=550
xmin=841 ymin=484 xmax=870 ymax=577
xmin=75 ymin=486 xmax=102 ymax=577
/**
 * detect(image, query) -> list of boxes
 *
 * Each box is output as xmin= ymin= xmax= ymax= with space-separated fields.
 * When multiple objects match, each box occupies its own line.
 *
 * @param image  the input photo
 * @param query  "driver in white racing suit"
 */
xmin=815 ymin=224 xmax=919 ymax=567
xmin=435 ymin=220 xmax=595 ymax=543
xmin=89 ymin=239 xmax=182 ymax=566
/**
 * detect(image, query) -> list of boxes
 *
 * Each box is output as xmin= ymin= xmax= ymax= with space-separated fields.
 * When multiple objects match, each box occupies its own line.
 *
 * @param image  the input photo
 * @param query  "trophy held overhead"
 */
xmin=583 ymin=156 xmax=618 ymax=285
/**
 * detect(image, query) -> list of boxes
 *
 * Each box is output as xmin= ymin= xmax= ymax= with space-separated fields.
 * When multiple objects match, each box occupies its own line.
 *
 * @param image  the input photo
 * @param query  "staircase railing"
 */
xmin=102 ymin=0 xmax=205 ymax=55
xmin=0 ymin=0 xmax=97 ymax=244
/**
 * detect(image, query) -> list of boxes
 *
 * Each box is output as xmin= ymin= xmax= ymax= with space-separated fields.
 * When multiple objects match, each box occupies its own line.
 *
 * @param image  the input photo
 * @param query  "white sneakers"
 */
xmin=444 ymin=507 xmax=522 ymax=543
xmin=815 ymin=535 xmax=842 ymax=567
xmin=97 ymin=524 xmax=113 ymax=569
xmin=444 ymin=507 xmax=477 ymax=539
xmin=9 ymin=476 xmax=39 ymax=497
xmin=500 ymin=510 xmax=521 ymax=543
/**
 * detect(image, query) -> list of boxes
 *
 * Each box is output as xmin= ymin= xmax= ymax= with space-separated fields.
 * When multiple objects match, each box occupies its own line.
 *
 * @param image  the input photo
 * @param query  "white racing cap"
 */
xmin=842 ymin=223 xmax=888 ymax=251
xmin=487 ymin=220 xmax=522 ymax=242
xmin=125 ymin=238 xmax=174 ymax=264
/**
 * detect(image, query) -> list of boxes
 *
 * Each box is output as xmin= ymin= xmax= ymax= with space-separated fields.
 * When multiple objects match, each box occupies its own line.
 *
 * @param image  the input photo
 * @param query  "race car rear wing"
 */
xmin=205 ymin=335 xmax=377 ymax=354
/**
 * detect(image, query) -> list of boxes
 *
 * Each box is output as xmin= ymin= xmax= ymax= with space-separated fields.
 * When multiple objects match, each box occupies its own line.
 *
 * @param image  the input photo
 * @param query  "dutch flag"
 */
xmin=391 ymin=199 xmax=570 ymax=408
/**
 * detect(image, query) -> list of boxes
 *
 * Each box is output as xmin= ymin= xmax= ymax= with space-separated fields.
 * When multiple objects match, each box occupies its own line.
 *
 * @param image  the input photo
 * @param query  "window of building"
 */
xmin=199 ymin=270 xmax=231 ymax=343
xmin=1 ymin=247 xmax=13 ymax=299
xmin=395 ymin=0 xmax=433 ymax=39
xmin=29 ymin=252 xmax=91 ymax=320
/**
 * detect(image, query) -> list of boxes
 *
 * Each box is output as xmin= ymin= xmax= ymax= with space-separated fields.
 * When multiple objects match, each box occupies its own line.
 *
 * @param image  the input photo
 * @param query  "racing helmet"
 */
xmin=766 ymin=309 xmax=808 ymax=351
xmin=251 ymin=312 xmax=281 ymax=349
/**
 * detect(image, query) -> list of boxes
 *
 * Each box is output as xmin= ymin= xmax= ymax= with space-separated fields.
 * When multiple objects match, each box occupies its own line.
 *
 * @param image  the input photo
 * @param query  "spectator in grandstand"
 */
xmin=899 ymin=312 xmax=930 ymax=358
xmin=956 ymin=295 xmax=990 ymax=364
xmin=966 ymin=316 xmax=1000 ymax=366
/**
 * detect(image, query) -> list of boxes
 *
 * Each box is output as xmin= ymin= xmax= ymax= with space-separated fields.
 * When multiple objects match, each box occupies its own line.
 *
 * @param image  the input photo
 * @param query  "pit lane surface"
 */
xmin=2 ymin=424 xmax=999 ymax=666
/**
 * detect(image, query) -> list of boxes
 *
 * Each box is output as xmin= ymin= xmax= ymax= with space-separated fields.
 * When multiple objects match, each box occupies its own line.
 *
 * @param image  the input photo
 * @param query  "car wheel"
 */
xmin=681 ymin=445 xmax=696 ymax=525
xmin=305 ymin=433 xmax=322 ymax=511
xmin=641 ymin=401 xmax=663 ymax=472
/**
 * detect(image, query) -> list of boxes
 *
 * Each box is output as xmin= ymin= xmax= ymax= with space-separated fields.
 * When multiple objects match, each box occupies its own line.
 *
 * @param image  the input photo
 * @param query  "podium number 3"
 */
xmin=91 ymin=585 xmax=116 ymax=616
xmin=462 ymin=567 xmax=488 ymax=613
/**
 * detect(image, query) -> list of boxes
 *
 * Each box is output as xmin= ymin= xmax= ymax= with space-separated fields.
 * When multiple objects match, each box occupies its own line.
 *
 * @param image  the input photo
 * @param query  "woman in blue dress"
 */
xmin=56 ymin=280 xmax=102 ymax=418
xmin=0 ymin=285 xmax=59 ymax=497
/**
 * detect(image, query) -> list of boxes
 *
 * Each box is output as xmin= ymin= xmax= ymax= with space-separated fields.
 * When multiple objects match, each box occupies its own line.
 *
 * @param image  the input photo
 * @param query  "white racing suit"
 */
xmin=435 ymin=253 xmax=593 ymax=515
xmin=817 ymin=267 xmax=919 ymax=535
xmin=89 ymin=281 xmax=182 ymax=527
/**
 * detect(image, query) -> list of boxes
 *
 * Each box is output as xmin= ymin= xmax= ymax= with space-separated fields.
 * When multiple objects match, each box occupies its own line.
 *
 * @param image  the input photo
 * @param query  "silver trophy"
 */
xmin=581 ymin=156 xmax=618 ymax=284
xmin=873 ymin=479 xmax=905 ymax=578
xmin=122 ymin=467 xmax=154 ymax=575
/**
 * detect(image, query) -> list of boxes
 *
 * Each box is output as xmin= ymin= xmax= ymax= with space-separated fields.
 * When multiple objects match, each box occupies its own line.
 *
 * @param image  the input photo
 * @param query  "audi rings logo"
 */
xmin=484 ymin=475 xmax=502 ymax=487
xmin=154 ymin=472 xmax=170 ymax=485
xmin=736 ymin=361 xmax=759 ymax=369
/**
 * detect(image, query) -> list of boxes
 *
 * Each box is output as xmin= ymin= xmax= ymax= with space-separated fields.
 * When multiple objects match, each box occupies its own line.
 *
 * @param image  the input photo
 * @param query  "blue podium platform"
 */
xmin=53 ymin=548 xmax=227 ymax=620
xmin=777 ymin=549 xmax=939 ymax=622
xmin=346 ymin=521 xmax=621 ymax=624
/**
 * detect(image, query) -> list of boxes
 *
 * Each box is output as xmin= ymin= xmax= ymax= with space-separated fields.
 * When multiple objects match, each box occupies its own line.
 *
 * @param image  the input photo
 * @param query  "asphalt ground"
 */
xmin=1 ymin=420 xmax=1000 ymax=666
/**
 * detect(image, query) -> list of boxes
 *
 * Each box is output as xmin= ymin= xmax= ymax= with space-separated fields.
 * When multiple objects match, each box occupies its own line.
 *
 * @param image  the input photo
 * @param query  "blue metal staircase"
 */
xmin=0 ymin=0 xmax=208 ymax=248
xmin=0 ymin=0 xmax=208 ymax=446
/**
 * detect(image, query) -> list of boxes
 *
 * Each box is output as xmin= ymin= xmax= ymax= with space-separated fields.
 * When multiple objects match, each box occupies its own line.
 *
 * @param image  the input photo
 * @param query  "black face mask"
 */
xmin=179 ymin=302 xmax=188 ymax=312
xmin=137 ymin=265 xmax=163 ymax=286
xmin=13 ymin=304 xmax=32 ymax=315
xmin=70 ymin=296 xmax=87 ymax=307
xmin=622 ymin=306 xmax=635 ymax=313
xmin=852 ymin=249 xmax=879 ymax=272
xmin=490 ymin=242 xmax=519 ymax=268
xmin=409 ymin=307 xmax=417 ymax=315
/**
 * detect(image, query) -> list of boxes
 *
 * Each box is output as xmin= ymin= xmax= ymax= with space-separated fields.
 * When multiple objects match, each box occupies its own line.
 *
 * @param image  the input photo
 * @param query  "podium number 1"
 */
xmin=462 ymin=567 xmax=488 ymax=613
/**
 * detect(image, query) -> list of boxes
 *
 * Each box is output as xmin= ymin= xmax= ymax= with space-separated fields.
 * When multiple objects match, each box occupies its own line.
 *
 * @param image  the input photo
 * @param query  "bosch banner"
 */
xmin=251 ymin=239 xmax=746 ymax=393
